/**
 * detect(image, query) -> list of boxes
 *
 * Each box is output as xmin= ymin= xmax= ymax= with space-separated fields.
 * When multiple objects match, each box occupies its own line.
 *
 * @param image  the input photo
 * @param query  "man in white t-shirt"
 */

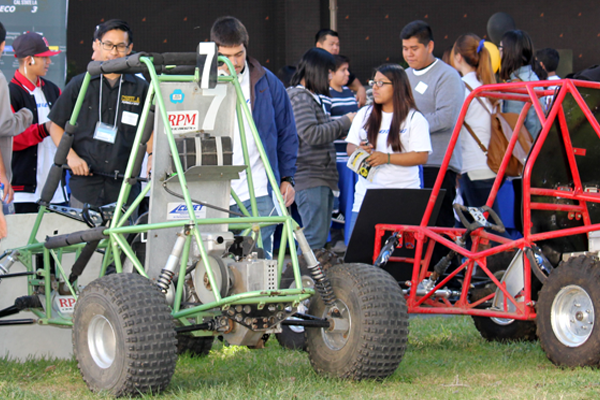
xmin=211 ymin=16 xmax=298 ymax=258
xmin=9 ymin=31 xmax=66 ymax=213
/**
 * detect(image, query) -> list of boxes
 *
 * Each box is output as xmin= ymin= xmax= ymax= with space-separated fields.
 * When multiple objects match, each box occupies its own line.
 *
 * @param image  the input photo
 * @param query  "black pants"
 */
xmin=422 ymin=167 xmax=460 ymax=284
xmin=422 ymin=166 xmax=457 ymax=227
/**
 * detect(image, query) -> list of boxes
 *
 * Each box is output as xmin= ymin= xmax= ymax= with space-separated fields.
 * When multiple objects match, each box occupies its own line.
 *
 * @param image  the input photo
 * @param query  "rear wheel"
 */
xmin=276 ymin=267 xmax=314 ymax=351
xmin=176 ymin=334 xmax=214 ymax=357
xmin=306 ymin=263 xmax=408 ymax=380
xmin=72 ymin=273 xmax=177 ymax=397
xmin=471 ymin=286 xmax=537 ymax=342
xmin=276 ymin=249 xmax=342 ymax=351
xmin=470 ymin=266 xmax=537 ymax=342
xmin=537 ymin=255 xmax=600 ymax=367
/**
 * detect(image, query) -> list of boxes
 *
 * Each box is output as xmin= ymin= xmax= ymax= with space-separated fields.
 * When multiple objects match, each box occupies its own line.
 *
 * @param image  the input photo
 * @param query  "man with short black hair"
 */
xmin=211 ymin=16 xmax=298 ymax=258
xmin=315 ymin=29 xmax=367 ymax=107
xmin=323 ymin=54 xmax=358 ymax=119
xmin=536 ymin=48 xmax=560 ymax=80
xmin=0 ymin=21 xmax=34 ymax=209
xmin=10 ymin=31 xmax=66 ymax=213
xmin=400 ymin=20 xmax=463 ymax=228
xmin=48 ymin=19 xmax=149 ymax=207
xmin=536 ymin=47 xmax=561 ymax=110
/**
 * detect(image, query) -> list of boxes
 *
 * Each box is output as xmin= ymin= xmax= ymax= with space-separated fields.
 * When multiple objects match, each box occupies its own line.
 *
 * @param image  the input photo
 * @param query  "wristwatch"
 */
xmin=281 ymin=176 xmax=295 ymax=187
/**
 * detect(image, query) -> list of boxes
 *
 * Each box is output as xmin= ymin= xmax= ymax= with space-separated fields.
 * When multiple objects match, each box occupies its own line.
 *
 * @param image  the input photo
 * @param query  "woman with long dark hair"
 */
xmin=451 ymin=33 xmax=500 ymax=211
xmin=499 ymin=30 xmax=542 ymax=137
xmin=345 ymin=64 xmax=431 ymax=234
xmin=287 ymin=48 xmax=356 ymax=249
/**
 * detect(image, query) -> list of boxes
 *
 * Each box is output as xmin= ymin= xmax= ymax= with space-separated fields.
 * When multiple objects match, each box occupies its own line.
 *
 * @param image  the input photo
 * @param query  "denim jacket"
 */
xmin=502 ymin=65 xmax=542 ymax=138
xmin=247 ymin=57 xmax=298 ymax=194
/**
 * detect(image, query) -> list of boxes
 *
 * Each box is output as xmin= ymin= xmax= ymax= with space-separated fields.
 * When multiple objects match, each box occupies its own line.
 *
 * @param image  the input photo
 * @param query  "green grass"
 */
xmin=2 ymin=316 xmax=600 ymax=399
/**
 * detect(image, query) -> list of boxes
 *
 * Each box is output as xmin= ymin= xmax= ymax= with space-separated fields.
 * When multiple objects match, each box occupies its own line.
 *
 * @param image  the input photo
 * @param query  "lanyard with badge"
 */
xmin=93 ymin=74 xmax=122 ymax=144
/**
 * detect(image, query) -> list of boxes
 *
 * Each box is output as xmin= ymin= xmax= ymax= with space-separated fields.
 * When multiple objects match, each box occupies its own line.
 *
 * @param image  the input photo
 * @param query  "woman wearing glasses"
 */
xmin=345 ymin=64 xmax=431 ymax=235
xmin=286 ymin=48 xmax=356 ymax=250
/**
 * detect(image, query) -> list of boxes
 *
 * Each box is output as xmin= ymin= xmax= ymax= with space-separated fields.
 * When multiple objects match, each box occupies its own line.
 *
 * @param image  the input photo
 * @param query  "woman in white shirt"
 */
xmin=346 ymin=64 xmax=432 ymax=235
xmin=452 ymin=33 xmax=502 ymax=216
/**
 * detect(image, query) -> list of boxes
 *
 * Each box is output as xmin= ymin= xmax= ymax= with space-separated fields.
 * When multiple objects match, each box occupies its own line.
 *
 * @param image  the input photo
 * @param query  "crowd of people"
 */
xmin=0 ymin=16 xmax=562 ymax=255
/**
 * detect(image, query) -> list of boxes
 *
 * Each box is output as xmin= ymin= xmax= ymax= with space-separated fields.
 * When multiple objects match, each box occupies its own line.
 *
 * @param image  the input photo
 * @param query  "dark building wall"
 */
xmin=67 ymin=0 xmax=599 ymax=83
xmin=66 ymin=0 xmax=321 ymax=80
xmin=336 ymin=0 xmax=599 ymax=81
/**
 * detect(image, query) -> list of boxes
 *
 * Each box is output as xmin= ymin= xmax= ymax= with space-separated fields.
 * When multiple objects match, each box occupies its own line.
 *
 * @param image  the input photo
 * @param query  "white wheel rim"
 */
xmin=551 ymin=284 xmax=595 ymax=347
xmin=491 ymin=317 xmax=515 ymax=326
xmin=287 ymin=275 xmax=314 ymax=334
xmin=88 ymin=314 xmax=117 ymax=369
xmin=320 ymin=299 xmax=351 ymax=351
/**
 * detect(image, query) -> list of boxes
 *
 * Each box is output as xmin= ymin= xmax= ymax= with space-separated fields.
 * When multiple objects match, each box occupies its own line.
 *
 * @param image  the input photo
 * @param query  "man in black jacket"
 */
xmin=9 ymin=31 xmax=65 ymax=213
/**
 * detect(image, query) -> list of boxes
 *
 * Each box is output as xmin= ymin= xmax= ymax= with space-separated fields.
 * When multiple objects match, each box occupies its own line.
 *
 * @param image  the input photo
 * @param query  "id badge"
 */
xmin=93 ymin=121 xmax=118 ymax=144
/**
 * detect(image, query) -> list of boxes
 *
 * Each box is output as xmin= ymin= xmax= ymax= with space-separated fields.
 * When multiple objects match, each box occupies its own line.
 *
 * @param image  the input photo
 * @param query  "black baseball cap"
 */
xmin=12 ymin=32 xmax=61 ymax=58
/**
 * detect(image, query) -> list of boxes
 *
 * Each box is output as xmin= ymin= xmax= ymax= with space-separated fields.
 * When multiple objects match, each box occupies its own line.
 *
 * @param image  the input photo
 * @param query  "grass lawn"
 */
xmin=1 ymin=315 xmax=599 ymax=399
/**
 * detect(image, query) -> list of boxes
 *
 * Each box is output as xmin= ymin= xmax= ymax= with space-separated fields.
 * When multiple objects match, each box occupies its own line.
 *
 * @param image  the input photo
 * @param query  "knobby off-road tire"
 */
xmin=176 ymin=334 xmax=214 ymax=357
xmin=276 ymin=249 xmax=342 ymax=351
xmin=306 ymin=263 xmax=408 ymax=380
xmin=471 ymin=286 xmax=537 ymax=342
xmin=73 ymin=273 xmax=177 ymax=397
xmin=537 ymin=255 xmax=600 ymax=367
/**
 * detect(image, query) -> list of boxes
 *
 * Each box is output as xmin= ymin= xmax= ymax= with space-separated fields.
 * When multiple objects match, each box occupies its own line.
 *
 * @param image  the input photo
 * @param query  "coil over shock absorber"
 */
xmin=157 ymin=231 xmax=188 ymax=293
xmin=294 ymin=230 xmax=339 ymax=314
xmin=0 ymin=251 xmax=19 ymax=283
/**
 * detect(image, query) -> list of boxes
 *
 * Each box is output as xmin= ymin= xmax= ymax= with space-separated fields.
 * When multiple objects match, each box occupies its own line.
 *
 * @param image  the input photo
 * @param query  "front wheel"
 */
xmin=537 ymin=255 xmax=600 ymax=367
xmin=306 ymin=263 xmax=408 ymax=380
xmin=72 ymin=273 xmax=177 ymax=397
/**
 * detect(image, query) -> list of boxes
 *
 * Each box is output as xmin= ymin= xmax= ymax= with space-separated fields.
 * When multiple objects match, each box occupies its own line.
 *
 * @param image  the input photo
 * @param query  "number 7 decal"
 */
xmin=202 ymin=85 xmax=227 ymax=131
xmin=198 ymin=43 xmax=216 ymax=90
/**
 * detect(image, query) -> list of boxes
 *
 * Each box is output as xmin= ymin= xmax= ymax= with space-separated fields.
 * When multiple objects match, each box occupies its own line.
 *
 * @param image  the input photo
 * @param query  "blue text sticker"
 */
xmin=170 ymin=89 xmax=185 ymax=104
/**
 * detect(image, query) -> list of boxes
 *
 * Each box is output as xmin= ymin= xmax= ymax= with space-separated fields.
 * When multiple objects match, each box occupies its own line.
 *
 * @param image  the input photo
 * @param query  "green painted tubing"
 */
xmin=172 ymin=288 xmax=314 ymax=319
xmin=68 ymin=73 xmax=92 ymax=126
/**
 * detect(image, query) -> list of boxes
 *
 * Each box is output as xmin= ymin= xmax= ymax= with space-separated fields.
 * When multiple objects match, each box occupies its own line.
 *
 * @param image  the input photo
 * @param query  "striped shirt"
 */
xmin=322 ymin=86 xmax=359 ymax=119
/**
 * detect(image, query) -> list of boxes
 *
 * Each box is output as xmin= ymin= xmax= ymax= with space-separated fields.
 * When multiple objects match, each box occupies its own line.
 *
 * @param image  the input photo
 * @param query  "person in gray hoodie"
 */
xmin=287 ymin=48 xmax=355 ymax=249
xmin=0 ymin=22 xmax=34 ymax=210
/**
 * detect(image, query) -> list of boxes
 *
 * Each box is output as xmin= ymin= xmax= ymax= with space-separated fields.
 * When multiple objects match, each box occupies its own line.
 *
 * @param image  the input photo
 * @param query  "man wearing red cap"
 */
xmin=9 ymin=31 xmax=66 ymax=213
xmin=0 ymin=22 xmax=33 ymax=213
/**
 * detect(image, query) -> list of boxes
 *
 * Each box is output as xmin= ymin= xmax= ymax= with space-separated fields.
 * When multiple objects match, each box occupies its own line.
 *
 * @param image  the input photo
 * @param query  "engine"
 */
xmin=182 ymin=232 xmax=296 ymax=346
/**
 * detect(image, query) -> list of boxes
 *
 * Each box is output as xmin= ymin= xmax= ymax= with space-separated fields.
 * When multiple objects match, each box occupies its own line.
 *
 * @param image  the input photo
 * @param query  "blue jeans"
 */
xmin=459 ymin=174 xmax=503 ymax=219
xmin=296 ymin=186 xmax=334 ymax=249
xmin=230 ymin=195 xmax=277 ymax=259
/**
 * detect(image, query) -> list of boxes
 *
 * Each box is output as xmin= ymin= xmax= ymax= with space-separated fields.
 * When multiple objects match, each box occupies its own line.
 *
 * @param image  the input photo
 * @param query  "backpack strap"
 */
xmin=462 ymin=82 xmax=489 ymax=154
xmin=463 ymin=121 xmax=488 ymax=154
xmin=464 ymin=82 xmax=492 ymax=115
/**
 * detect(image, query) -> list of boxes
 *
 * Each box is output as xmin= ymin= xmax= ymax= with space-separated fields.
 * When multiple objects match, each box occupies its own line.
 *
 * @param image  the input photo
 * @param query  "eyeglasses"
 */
xmin=100 ymin=41 xmax=130 ymax=53
xmin=368 ymin=80 xmax=393 ymax=88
